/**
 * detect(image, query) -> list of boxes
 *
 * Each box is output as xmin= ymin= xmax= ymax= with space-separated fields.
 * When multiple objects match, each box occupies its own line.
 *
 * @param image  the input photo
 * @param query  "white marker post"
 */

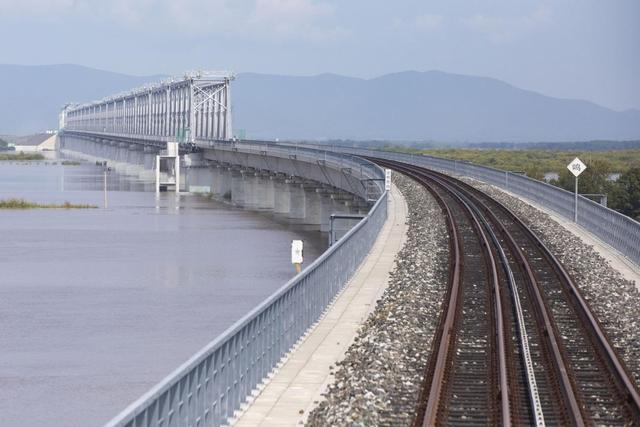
xmin=567 ymin=157 xmax=587 ymax=222
xmin=385 ymin=168 xmax=392 ymax=191
xmin=291 ymin=240 xmax=304 ymax=274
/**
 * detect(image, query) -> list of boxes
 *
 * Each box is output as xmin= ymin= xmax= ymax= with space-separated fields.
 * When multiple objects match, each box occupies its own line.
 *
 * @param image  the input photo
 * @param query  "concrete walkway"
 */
xmin=231 ymin=184 xmax=408 ymax=426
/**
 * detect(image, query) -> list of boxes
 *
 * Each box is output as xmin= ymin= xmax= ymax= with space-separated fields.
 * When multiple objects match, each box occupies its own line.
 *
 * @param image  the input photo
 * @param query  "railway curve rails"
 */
xmin=368 ymin=158 xmax=640 ymax=427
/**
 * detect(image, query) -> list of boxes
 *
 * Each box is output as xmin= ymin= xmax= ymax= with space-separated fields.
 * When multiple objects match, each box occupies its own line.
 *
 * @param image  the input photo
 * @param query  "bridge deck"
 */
xmin=230 ymin=184 xmax=408 ymax=426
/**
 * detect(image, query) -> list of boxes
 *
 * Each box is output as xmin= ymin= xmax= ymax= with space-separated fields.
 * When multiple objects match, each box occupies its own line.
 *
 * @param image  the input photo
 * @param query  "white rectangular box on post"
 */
xmin=155 ymin=142 xmax=181 ymax=193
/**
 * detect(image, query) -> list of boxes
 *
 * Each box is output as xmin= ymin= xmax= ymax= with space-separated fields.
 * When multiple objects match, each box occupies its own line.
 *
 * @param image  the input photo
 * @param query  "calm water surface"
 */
xmin=0 ymin=158 xmax=325 ymax=426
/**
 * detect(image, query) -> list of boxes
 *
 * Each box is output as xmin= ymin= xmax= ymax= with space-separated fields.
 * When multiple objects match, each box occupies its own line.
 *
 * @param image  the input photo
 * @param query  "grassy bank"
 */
xmin=0 ymin=198 xmax=97 ymax=209
xmin=0 ymin=152 xmax=46 ymax=161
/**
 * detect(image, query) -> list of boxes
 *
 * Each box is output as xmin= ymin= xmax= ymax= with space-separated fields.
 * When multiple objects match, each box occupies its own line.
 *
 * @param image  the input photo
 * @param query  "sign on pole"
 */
xmin=567 ymin=157 xmax=586 ymax=177
xmin=385 ymin=169 xmax=391 ymax=191
xmin=567 ymin=157 xmax=587 ymax=222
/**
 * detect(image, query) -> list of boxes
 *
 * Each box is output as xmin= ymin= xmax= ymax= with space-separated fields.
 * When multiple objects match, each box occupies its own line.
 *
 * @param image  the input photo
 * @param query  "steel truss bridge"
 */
xmin=61 ymin=71 xmax=234 ymax=144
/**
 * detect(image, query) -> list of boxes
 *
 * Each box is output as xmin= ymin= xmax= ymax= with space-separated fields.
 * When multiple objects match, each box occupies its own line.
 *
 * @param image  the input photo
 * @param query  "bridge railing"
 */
xmin=322 ymin=146 xmax=640 ymax=266
xmin=203 ymin=139 xmax=385 ymax=200
xmin=105 ymin=150 xmax=387 ymax=427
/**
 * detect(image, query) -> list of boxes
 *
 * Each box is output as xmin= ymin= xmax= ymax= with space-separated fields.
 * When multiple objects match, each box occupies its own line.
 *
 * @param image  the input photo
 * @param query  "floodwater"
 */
xmin=0 ymin=157 xmax=325 ymax=426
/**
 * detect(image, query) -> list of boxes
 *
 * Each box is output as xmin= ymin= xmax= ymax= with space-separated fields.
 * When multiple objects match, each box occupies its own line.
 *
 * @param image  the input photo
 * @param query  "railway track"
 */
xmin=369 ymin=158 xmax=640 ymax=426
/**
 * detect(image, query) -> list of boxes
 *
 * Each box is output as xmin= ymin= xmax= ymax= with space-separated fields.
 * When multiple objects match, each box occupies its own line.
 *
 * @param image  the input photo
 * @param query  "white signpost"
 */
xmin=385 ymin=169 xmax=392 ymax=191
xmin=567 ymin=157 xmax=587 ymax=222
xmin=291 ymin=240 xmax=304 ymax=273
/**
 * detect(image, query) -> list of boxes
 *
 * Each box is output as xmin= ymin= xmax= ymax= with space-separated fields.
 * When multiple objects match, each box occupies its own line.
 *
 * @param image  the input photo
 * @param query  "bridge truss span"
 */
xmin=61 ymin=71 xmax=234 ymax=142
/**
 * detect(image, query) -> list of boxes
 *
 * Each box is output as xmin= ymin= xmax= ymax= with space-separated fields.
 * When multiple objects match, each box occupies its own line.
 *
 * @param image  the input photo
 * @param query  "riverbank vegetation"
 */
xmin=0 ymin=198 xmax=97 ymax=209
xmin=382 ymin=145 xmax=640 ymax=221
xmin=0 ymin=152 xmax=46 ymax=161
xmin=383 ymin=146 xmax=640 ymax=177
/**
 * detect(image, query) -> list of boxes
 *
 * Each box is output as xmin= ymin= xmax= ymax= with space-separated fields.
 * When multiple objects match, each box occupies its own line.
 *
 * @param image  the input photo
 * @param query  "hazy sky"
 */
xmin=0 ymin=0 xmax=638 ymax=110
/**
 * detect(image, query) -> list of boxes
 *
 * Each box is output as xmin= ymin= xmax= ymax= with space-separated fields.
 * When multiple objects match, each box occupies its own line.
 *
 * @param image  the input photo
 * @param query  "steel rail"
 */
xmin=423 ymin=170 xmax=587 ymax=424
xmin=432 ymin=173 xmax=547 ymax=427
xmin=394 ymin=160 xmax=640 ymax=424
xmin=429 ymin=174 xmax=510 ymax=426
xmin=400 ymin=168 xmax=463 ymax=426
xmin=433 ymin=169 xmax=640 ymax=422
xmin=380 ymin=162 xmax=510 ymax=426
xmin=388 ymin=160 xmax=585 ymax=425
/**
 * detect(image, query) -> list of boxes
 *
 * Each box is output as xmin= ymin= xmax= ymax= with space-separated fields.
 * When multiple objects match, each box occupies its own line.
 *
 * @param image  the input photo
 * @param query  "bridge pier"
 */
xmin=184 ymin=165 xmax=211 ymax=194
xmin=124 ymin=145 xmax=145 ymax=175
xmin=213 ymin=165 xmax=232 ymax=199
xmin=182 ymin=154 xmax=212 ymax=194
xmin=252 ymin=173 xmax=275 ymax=210
xmin=287 ymin=180 xmax=306 ymax=221
xmin=302 ymin=183 xmax=323 ymax=226
xmin=142 ymin=147 xmax=159 ymax=180
xmin=231 ymin=169 xmax=246 ymax=207
xmin=273 ymin=177 xmax=291 ymax=216
xmin=242 ymin=171 xmax=259 ymax=210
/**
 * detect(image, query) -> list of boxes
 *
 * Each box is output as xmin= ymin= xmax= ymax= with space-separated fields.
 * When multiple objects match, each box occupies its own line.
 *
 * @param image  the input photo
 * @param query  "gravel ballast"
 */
xmin=307 ymin=170 xmax=640 ymax=426
xmin=462 ymin=178 xmax=640 ymax=386
xmin=306 ymin=174 xmax=449 ymax=426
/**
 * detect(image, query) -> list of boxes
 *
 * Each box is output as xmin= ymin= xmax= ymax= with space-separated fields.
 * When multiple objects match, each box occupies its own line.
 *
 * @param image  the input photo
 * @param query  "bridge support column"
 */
xmin=182 ymin=154 xmax=210 ymax=193
xmin=262 ymin=175 xmax=276 ymax=210
xmin=242 ymin=171 xmax=259 ymax=209
xmin=185 ymin=166 xmax=212 ymax=194
xmin=107 ymin=142 xmax=119 ymax=165
xmin=287 ymin=180 xmax=306 ymax=221
xmin=141 ymin=147 xmax=159 ymax=180
xmin=212 ymin=165 xmax=232 ymax=199
xmin=125 ymin=145 xmax=144 ymax=175
xmin=302 ymin=183 xmax=323 ymax=225
xmin=231 ymin=169 xmax=245 ymax=206
xmin=251 ymin=173 xmax=275 ymax=210
xmin=273 ymin=177 xmax=291 ymax=216
xmin=111 ymin=143 xmax=129 ymax=173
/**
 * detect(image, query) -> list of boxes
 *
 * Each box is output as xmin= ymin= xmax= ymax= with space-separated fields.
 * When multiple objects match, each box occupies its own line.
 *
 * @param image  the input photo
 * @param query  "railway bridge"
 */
xmin=58 ymin=72 xmax=640 ymax=426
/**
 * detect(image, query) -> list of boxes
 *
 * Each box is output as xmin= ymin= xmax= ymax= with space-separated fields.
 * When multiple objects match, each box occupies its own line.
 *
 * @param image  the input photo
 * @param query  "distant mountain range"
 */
xmin=1 ymin=64 xmax=639 ymax=142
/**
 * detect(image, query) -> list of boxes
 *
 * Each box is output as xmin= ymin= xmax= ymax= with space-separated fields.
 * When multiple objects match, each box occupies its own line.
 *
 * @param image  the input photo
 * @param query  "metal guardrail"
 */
xmin=203 ymin=139 xmax=384 ymax=201
xmin=105 ymin=148 xmax=388 ymax=427
xmin=324 ymin=146 xmax=640 ymax=266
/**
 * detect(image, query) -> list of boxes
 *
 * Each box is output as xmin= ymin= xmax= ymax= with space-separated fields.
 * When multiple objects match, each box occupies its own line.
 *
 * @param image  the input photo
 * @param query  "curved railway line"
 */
xmin=368 ymin=158 xmax=640 ymax=426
